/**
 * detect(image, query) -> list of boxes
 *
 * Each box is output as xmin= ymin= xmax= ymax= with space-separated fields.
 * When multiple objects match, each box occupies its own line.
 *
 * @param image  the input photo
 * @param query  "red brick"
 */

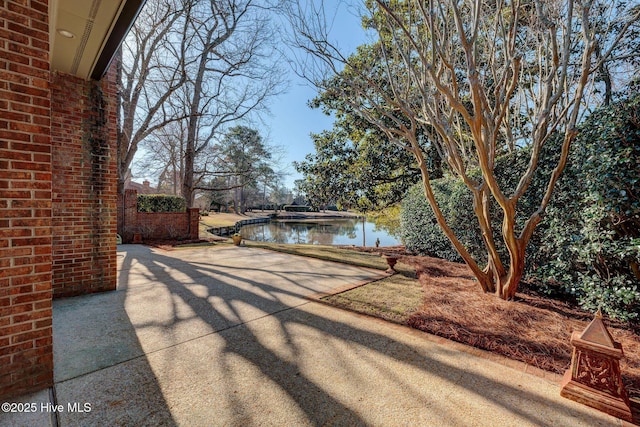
xmin=34 ymin=172 xmax=51 ymax=181
xmin=9 ymin=181 xmax=49 ymax=190
xmin=0 ymin=247 xmax=33 ymax=258
xmin=0 ymin=130 xmax=30 ymax=142
xmin=1 ymin=209 xmax=32 ymax=218
xmin=3 ymin=229 xmax=33 ymax=240
xmin=11 ymin=141 xmax=49 ymax=153
xmin=0 ymin=341 xmax=34 ymax=357
xmin=35 ymin=336 xmax=52 ymax=348
xmin=31 ymin=1 xmax=48 ymax=14
xmin=11 ymin=327 xmax=50 ymax=344
xmin=33 ymin=300 xmax=49 ymax=310
xmin=11 ymin=273 xmax=50 ymax=287
xmin=34 ymin=245 xmax=51 ymax=256
xmin=11 ymin=237 xmax=51 ymax=247
xmin=13 ymin=256 xmax=37 ymax=267
xmin=9 ymin=284 xmax=34 ymax=295
xmin=11 ymin=290 xmax=49 ymax=305
xmin=10 ymin=161 xmax=49 ymax=171
xmin=0 ymin=302 xmax=33 ymax=318
xmin=33 ymin=209 xmax=51 ymax=218
xmin=2 ymin=189 xmax=31 ymax=198
xmin=0 ymin=322 xmax=33 ymax=338
xmin=0 ymin=265 xmax=32 ymax=278
xmin=13 ymin=308 xmax=51 ymax=324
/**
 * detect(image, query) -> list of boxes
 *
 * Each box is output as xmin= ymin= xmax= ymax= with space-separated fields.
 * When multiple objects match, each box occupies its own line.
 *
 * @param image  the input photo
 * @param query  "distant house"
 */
xmin=123 ymin=169 xmax=158 ymax=195
xmin=125 ymin=178 xmax=157 ymax=195
xmin=193 ymin=193 xmax=212 ymax=212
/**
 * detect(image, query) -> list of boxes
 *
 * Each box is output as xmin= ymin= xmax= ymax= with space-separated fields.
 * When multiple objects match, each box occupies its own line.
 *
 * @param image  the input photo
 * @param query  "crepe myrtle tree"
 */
xmin=286 ymin=0 xmax=639 ymax=299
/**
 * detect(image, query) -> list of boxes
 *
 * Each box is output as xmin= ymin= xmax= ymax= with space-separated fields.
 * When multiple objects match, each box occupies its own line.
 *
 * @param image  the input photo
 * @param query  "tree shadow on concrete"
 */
xmin=58 ymin=244 xmax=621 ymax=426
xmin=52 ymin=249 xmax=177 ymax=426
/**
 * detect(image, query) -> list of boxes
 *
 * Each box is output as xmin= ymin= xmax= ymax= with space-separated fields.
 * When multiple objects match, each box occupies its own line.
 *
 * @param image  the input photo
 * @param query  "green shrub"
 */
xmin=401 ymin=177 xmax=480 ymax=262
xmin=531 ymin=95 xmax=640 ymax=320
xmin=137 ymin=194 xmax=186 ymax=213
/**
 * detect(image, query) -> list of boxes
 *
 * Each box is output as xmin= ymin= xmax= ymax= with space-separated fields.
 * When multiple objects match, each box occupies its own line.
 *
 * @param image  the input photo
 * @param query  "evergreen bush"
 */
xmin=284 ymin=205 xmax=313 ymax=212
xmin=401 ymin=178 xmax=481 ymax=262
xmin=532 ymin=95 xmax=640 ymax=320
xmin=137 ymin=194 xmax=186 ymax=213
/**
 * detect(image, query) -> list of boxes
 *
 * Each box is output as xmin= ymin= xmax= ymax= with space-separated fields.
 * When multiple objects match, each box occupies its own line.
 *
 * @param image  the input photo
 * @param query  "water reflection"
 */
xmin=239 ymin=219 xmax=402 ymax=246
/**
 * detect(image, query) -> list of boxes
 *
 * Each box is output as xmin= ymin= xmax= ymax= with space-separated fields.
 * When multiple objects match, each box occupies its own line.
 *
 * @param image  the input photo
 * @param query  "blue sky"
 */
xmin=134 ymin=2 xmax=369 ymax=191
xmin=263 ymin=3 xmax=368 ymax=190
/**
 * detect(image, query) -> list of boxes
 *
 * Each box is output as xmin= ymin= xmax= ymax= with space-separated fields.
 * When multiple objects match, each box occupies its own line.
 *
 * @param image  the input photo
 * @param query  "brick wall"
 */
xmin=50 ymin=62 xmax=119 ymax=298
xmin=0 ymin=0 xmax=54 ymax=399
xmin=1 ymin=0 xmax=121 ymax=399
xmin=120 ymin=189 xmax=199 ymax=242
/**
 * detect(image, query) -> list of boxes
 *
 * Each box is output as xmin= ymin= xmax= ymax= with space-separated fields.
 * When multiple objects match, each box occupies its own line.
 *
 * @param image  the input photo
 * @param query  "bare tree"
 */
xmin=177 ymin=0 xmax=285 ymax=207
xmin=136 ymin=120 xmax=186 ymax=194
xmin=117 ymin=0 xmax=187 ymax=194
xmin=120 ymin=0 xmax=285 ymax=206
xmin=287 ymin=0 xmax=639 ymax=299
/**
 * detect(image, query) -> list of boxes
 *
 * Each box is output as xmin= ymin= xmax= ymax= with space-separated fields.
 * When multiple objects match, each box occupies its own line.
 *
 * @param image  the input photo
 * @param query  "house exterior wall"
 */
xmin=50 ymin=63 xmax=118 ymax=298
xmin=0 ymin=0 xmax=54 ymax=399
xmin=1 ymin=0 xmax=120 ymax=399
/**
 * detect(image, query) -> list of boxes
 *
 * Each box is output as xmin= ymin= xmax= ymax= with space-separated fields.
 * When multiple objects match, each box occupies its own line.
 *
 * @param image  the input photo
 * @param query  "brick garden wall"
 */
xmin=50 ymin=62 xmax=118 ymax=298
xmin=120 ymin=189 xmax=199 ymax=242
xmin=0 ymin=0 xmax=54 ymax=399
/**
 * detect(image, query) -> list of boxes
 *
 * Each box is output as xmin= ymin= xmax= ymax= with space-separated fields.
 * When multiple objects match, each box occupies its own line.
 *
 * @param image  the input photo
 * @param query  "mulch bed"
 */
xmin=394 ymin=253 xmax=640 ymax=398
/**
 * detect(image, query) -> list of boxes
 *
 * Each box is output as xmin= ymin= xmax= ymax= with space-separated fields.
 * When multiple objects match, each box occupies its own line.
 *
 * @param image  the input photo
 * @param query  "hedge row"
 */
xmin=137 ymin=194 xmax=186 ymax=213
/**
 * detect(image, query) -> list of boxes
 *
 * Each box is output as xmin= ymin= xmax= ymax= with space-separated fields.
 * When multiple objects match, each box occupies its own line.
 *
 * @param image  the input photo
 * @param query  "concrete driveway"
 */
xmin=1 ymin=244 xmax=625 ymax=426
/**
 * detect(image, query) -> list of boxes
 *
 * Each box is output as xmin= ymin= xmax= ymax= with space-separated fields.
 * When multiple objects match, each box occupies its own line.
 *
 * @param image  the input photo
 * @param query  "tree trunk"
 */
xmin=414 ymin=149 xmax=491 ymax=292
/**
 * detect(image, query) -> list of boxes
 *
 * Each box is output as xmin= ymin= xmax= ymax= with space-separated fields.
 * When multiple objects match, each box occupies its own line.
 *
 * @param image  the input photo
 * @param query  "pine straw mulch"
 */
xmin=393 ymin=252 xmax=640 ymax=398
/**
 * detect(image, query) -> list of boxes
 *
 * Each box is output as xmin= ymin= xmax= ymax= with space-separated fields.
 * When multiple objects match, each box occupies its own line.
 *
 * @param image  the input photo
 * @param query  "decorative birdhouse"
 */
xmin=560 ymin=311 xmax=633 ymax=421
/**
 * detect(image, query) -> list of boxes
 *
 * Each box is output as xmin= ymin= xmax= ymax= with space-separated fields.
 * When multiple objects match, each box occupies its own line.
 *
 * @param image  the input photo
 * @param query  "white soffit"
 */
xmin=49 ymin=0 xmax=127 ymax=80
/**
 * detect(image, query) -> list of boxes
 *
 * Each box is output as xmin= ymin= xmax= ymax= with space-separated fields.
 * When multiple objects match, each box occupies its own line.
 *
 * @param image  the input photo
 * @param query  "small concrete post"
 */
xmin=560 ymin=310 xmax=633 ymax=421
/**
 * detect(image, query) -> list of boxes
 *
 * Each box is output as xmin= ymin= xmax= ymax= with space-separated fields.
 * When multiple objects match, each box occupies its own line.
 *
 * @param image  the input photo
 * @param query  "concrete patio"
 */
xmin=1 ymin=244 xmax=630 ymax=426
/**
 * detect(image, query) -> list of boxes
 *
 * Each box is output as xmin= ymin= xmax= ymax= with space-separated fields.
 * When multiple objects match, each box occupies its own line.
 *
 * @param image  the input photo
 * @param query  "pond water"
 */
xmin=239 ymin=218 xmax=402 ymax=246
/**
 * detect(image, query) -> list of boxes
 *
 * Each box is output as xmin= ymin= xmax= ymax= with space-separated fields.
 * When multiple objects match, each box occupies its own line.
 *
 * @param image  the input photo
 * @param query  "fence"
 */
xmin=118 ymin=189 xmax=199 ymax=243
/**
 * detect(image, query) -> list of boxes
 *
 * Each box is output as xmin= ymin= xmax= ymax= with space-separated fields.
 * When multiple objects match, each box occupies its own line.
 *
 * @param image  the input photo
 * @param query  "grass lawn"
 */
xmin=246 ymin=242 xmax=422 ymax=323
xmin=199 ymin=212 xmax=252 ymax=227
xmin=245 ymin=241 xmax=409 ymax=272
xmin=322 ymin=274 xmax=423 ymax=324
